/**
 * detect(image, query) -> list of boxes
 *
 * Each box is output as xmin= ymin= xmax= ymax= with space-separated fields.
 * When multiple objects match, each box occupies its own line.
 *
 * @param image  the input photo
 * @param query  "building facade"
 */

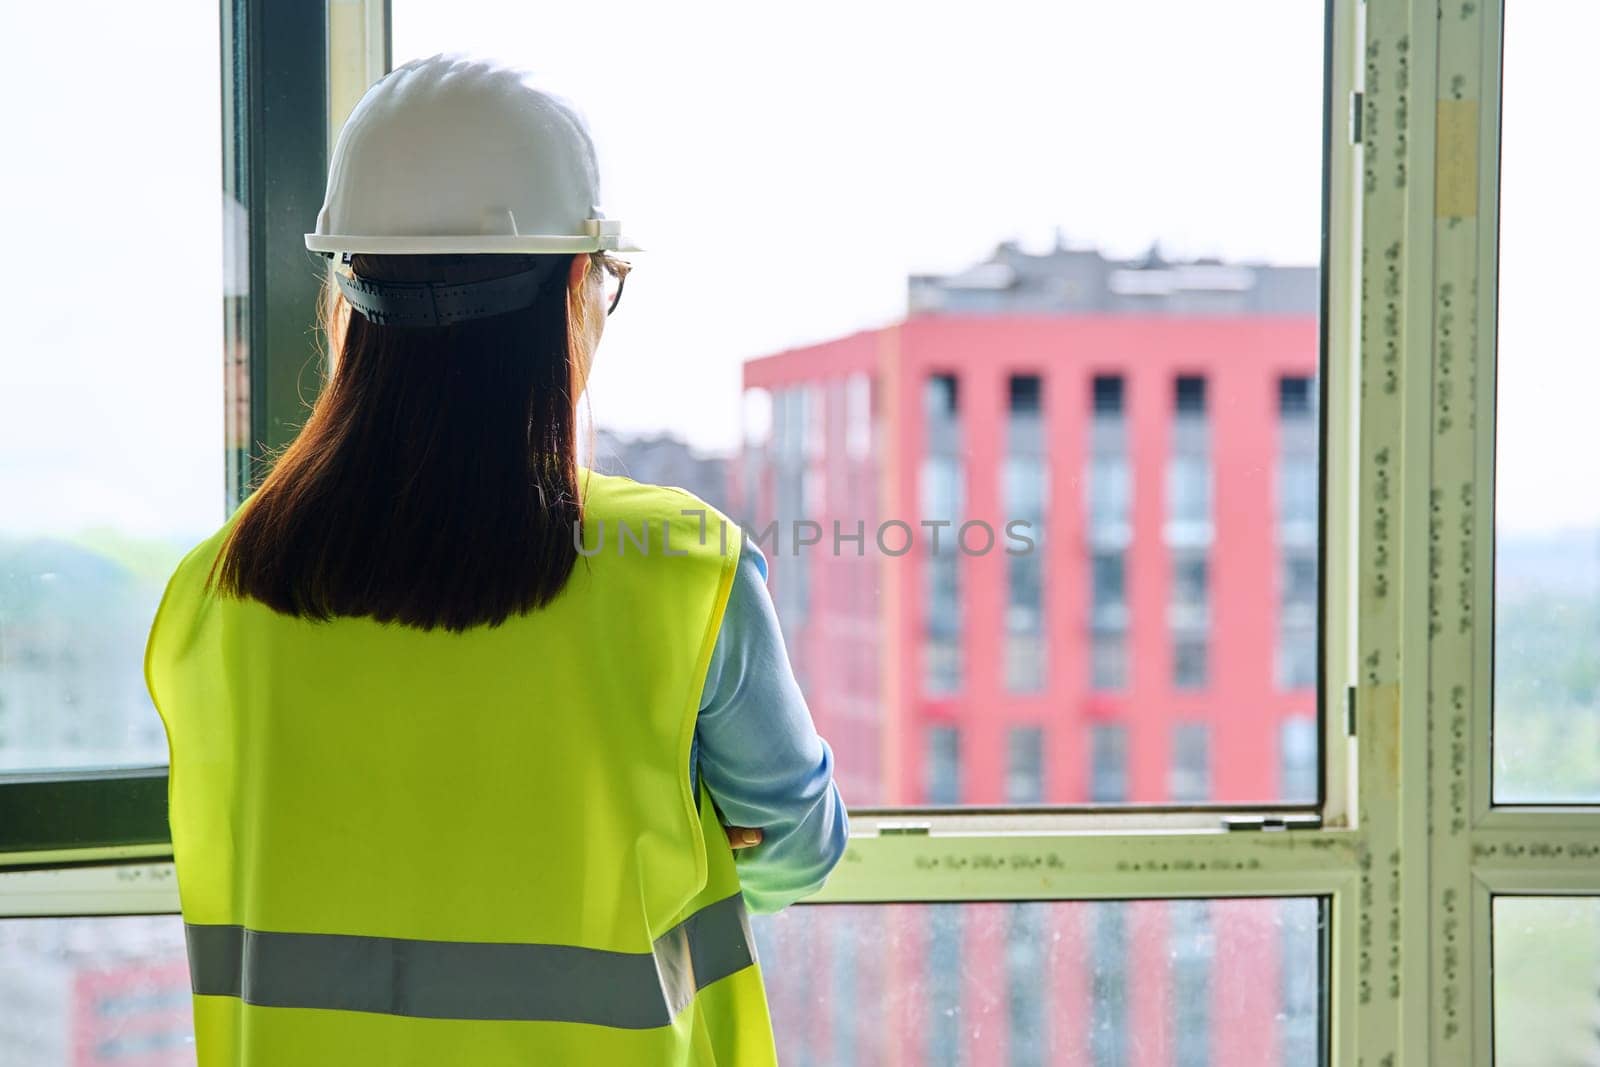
xmin=734 ymin=239 xmax=1322 ymax=1065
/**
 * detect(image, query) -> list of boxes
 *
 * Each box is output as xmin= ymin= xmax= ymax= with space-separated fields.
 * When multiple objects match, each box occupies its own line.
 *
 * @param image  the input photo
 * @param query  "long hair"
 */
xmin=209 ymin=252 xmax=592 ymax=632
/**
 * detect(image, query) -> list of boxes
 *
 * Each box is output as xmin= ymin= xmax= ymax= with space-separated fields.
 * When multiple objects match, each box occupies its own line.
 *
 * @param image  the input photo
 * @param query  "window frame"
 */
xmin=4 ymin=2 xmax=1578 ymax=1064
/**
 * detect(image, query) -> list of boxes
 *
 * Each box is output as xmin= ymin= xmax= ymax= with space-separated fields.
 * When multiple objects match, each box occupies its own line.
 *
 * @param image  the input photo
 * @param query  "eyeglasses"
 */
xmin=595 ymin=252 xmax=632 ymax=316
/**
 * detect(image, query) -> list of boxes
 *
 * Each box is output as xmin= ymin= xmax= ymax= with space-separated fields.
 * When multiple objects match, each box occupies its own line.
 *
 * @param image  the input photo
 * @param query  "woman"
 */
xmin=146 ymin=53 xmax=846 ymax=1066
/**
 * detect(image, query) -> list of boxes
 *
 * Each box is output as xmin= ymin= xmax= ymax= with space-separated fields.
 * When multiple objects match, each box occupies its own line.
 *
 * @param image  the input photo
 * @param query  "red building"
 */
xmin=734 ymin=240 xmax=1322 ymax=1065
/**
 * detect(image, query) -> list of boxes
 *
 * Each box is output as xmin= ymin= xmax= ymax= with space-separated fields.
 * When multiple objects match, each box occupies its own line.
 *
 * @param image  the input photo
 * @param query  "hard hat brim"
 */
xmin=305 ymin=233 xmax=643 ymax=255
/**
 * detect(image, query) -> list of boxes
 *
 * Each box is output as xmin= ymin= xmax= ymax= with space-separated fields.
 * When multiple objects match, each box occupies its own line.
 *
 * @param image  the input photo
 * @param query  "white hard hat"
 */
xmin=306 ymin=54 xmax=641 ymax=257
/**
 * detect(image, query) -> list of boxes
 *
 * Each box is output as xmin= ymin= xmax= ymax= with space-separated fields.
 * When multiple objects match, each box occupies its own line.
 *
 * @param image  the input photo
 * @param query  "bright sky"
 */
xmin=0 ymin=2 xmax=1588 ymax=539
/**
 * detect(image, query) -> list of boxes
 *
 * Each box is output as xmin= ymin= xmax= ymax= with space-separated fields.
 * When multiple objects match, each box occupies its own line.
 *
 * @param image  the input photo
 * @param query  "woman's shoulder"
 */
xmin=579 ymin=468 xmax=734 ymax=528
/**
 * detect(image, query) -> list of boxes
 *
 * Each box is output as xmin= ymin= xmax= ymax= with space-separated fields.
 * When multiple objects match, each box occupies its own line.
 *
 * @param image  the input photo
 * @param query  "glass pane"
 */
xmin=752 ymin=897 xmax=1325 ymax=1065
xmin=1493 ymin=897 xmax=1600 ymax=1067
xmin=0 ymin=9 xmax=224 ymax=770
xmin=391 ymin=0 xmax=1326 ymax=805
xmin=1493 ymin=6 xmax=1600 ymax=802
xmin=0 ymin=915 xmax=194 ymax=1064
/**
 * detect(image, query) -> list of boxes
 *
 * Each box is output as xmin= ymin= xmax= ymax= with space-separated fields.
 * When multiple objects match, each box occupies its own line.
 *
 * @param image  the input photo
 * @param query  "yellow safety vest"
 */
xmin=145 ymin=471 xmax=778 ymax=1066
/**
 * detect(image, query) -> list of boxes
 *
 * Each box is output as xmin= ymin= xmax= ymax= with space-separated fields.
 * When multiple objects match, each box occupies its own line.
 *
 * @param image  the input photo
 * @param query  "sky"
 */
xmin=0 ymin=1 xmax=1589 ymax=540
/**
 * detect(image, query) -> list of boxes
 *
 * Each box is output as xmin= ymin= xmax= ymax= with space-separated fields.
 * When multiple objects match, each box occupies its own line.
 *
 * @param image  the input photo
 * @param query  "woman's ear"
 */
xmin=567 ymin=252 xmax=591 ymax=293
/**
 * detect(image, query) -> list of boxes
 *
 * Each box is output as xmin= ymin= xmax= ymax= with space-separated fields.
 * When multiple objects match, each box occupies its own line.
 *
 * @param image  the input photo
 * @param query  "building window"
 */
xmin=1169 ymin=375 xmax=1212 ymax=561
xmin=1280 ymin=716 xmax=1318 ymax=803
xmin=1089 ymin=375 xmax=1131 ymax=552
xmin=925 ymin=640 xmax=961 ymax=696
xmin=1008 ymin=373 xmax=1042 ymax=414
xmin=927 ymin=909 xmax=963 ymax=1066
xmin=1090 ymin=544 xmax=1130 ymax=691
xmin=1090 ymin=634 xmax=1128 ymax=692
xmin=1090 ymin=723 xmax=1129 ymax=803
xmin=1279 ymin=374 xmax=1314 ymax=417
xmin=772 ymin=386 xmax=800 ymax=460
xmin=921 ymin=455 xmax=963 ymax=522
xmin=1170 ymin=722 xmax=1211 ymax=802
xmin=1170 ymin=899 xmax=1214 ymax=1067
xmin=1088 ymin=454 xmax=1133 ymax=543
xmin=1006 ymin=904 xmax=1047 ymax=1065
xmin=925 ymin=372 xmax=959 ymax=418
xmin=1166 ymin=454 xmax=1212 ymax=540
xmin=923 ymin=398 xmax=964 ymax=694
xmin=1091 ymin=552 xmax=1128 ymax=630
xmin=926 ymin=725 xmax=961 ymax=805
xmin=1089 ymin=903 xmax=1129 ymax=1067
xmin=1092 ymin=374 xmax=1124 ymax=415
xmin=1278 ymin=454 xmax=1318 ymax=531
xmin=1278 ymin=628 xmax=1317 ymax=690
xmin=1281 ymin=552 xmax=1317 ymax=617
xmin=845 ymin=373 xmax=872 ymax=460
xmin=1006 ymin=726 xmax=1045 ymax=804
xmin=1175 ymin=374 xmax=1207 ymax=416
xmin=1004 ymin=586 xmax=1046 ymax=695
xmin=1004 ymin=449 xmax=1047 ymax=694
xmin=1279 ymin=900 xmax=1322 ymax=1060
xmin=1170 ymin=552 xmax=1209 ymax=629
xmin=802 ymin=383 xmax=825 ymax=460
xmin=1173 ymin=634 xmax=1208 ymax=691
xmin=1003 ymin=455 xmax=1047 ymax=523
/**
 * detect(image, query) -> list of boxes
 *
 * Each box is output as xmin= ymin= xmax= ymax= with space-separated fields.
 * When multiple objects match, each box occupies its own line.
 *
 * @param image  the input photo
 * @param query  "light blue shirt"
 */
xmin=690 ymin=538 xmax=849 ymax=914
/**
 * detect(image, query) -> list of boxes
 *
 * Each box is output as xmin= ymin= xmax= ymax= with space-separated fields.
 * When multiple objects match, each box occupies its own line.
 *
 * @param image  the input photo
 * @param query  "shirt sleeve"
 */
xmin=690 ymin=536 xmax=850 ymax=915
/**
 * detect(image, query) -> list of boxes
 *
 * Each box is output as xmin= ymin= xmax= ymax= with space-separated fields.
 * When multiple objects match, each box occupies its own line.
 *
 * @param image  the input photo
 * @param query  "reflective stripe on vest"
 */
xmin=185 ymin=891 xmax=756 ymax=1028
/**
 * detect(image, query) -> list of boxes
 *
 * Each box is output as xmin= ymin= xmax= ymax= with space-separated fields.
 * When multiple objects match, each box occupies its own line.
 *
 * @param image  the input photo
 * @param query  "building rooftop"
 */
xmin=908 ymin=235 xmax=1319 ymax=317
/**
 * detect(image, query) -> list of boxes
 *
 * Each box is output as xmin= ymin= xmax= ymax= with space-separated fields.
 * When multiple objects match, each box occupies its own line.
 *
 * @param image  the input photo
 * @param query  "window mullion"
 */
xmin=1350 ymin=0 xmax=1442 ymax=1063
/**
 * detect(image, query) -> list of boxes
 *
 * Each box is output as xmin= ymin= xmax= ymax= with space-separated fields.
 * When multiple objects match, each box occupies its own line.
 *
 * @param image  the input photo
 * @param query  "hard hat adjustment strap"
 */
xmin=333 ymin=261 xmax=559 ymax=328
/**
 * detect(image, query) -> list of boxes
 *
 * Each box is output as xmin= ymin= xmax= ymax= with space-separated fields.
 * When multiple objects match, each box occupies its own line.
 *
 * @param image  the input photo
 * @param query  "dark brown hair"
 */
xmin=209 ymin=252 xmax=596 ymax=632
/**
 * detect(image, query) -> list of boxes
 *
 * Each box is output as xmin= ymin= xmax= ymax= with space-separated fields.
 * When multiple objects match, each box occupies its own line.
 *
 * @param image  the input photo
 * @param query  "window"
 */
xmin=923 ymin=448 xmax=964 ymax=695
xmin=0 ymin=916 xmax=191 ymax=1062
xmin=1279 ymin=375 xmax=1314 ymax=416
xmin=926 ymin=909 xmax=963 ymax=1065
xmin=1170 ymin=723 xmax=1210 ymax=802
xmin=1092 ymin=374 xmax=1125 ymax=416
xmin=1090 ymin=724 xmax=1129 ymax=804
xmin=49 ymin=2 xmax=1587 ymax=1063
xmin=845 ymin=373 xmax=872 ymax=460
xmin=1008 ymin=373 xmax=1042 ymax=415
xmin=925 ymin=725 xmax=961 ymax=805
xmin=752 ymin=900 xmax=1323 ymax=1067
xmin=1005 ymin=566 xmax=1046 ymax=694
xmin=1169 ymin=899 xmax=1214 ymax=1067
xmin=1088 ymin=379 xmax=1132 ymax=550
xmin=1280 ymin=716 xmax=1318 ymax=803
xmin=1281 ymin=553 xmax=1318 ymax=618
xmin=925 ymin=373 xmax=959 ymax=420
xmin=0 ymin=2 xmax=225 ymax=773
xmin=1006 ymin=726 xmax=1044 ymax=804
xmin=1093 ymin=549 xmax=1134 ymax=689
xmin=1493 ymin=897 xmax=1600 ymax=1066
xmin=1005 ymin=904 xmax=1047 ymax=1064
xmin=1090 ymin=634 xmax=1129 ymax=692
xmin=1173 ymin=634 xmax=1208 ymax=691
xmin=1091 ymin=552 xmax=1128 ymax=630
xmin=1492 ymin=4 xmax=1600 ymax=802
xmin=1278 ymin=550 xmax=1317 ymax=690
xmin=1003 ymin=440 xmax=1047 ymax=694
xmin=1175 ymin=375 xmax=1207 ymax=416
xmin=1278 ymin=454 xmax=1319 ymax=531
xmin=1166 ymin=454 xmax=1213 ymax=539
xmin=1087 ymin=455 xmax=1133 ymax=543
xmin=1171 ymin=552 xmax=1210 ymax=629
